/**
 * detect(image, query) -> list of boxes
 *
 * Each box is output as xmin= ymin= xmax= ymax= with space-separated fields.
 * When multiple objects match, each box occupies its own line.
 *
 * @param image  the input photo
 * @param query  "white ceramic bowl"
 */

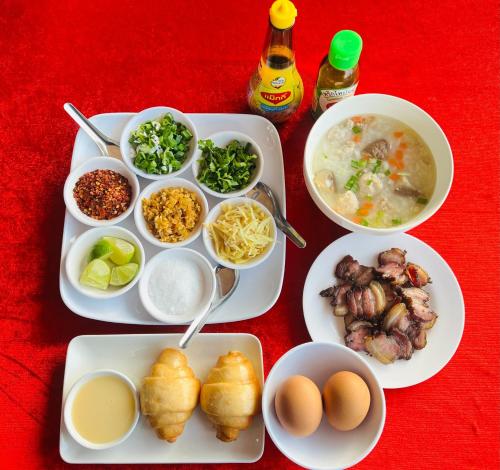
xmin=262 ymin=342 xmax=385 ymax=470
xmin=65 ymin=226 xmax=145 ymax=299
xmin=304 ymin=93 xmax=454 ymax=234
xmin=120 ymin=106 xmax=198 ymax=180
xmin=134 ymin=178 xmax=208 ymax=248
xmin=63 ymin=369 xmax=140 ymax=450
xmin=63 ymin=156 xmax=140 ymax=227
xmin=138 ymin=248 xmax=216 ymax=324
xmin=192 ymin=131 xmax=264 ymax=198
xmin=202 ymin=197 xmax=277 ymax=270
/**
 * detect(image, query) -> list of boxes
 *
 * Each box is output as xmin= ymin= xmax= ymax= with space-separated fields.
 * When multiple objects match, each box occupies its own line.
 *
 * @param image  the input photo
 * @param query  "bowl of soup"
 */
xmin=304 ymin=94 xmax=453 ymax=234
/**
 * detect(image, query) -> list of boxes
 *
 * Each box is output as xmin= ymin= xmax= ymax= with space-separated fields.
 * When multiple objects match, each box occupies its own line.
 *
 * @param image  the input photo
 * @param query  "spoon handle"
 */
xmin=178 ymin=304 xmax=219 ymax=349
xmin=276 ymin=218 xmax=307 ymax=248
xmin=63 ymin=103 xmax=120 ymax=155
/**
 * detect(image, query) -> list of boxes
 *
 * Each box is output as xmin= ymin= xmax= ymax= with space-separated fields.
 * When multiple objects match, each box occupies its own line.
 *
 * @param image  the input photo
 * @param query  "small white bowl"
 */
xmin=120 ymin=106 xmax=198 ymax=180
xmin=63 ymin=369 xmax=140 ymax=450
xmin=202 ymin=197 xmax=277 ymax=270
xmin=138 ymin=248 xmax=216 ymax=324
xmin=303 ymin=93 xmax=454 ymax=235
xmin=192 ymin=130 xmax=264 ymax=198
xmin=65 ymin=226 xmax=145 ymax=299
xmin=262 ymin=342 xmax=385 ymax=470
xmin=134 ymin=178 xmax=208 ymax=248
xmin=63 ymin=156 xmax=140 ymax=227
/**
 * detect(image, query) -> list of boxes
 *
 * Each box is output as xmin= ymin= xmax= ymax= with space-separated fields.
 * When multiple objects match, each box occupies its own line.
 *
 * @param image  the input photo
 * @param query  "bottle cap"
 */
xmin=269 ymin=0 xmax=297 ymax=30
xmin=329 ymin=30 xmax=363 ymax=70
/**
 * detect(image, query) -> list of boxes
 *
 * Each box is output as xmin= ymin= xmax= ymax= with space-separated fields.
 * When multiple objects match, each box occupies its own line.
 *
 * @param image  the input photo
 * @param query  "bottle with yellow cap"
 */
xmin=247 ymin=0 xmax=303 ymax=124
xmin=312 ymin=30 xmax=363 ymax=119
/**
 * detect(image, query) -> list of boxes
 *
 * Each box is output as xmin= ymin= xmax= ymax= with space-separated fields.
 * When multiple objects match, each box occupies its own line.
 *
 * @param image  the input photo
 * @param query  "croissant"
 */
xmin=201 ymin=350 xmax=261 ymax=442
xmin=140 ymin=348 xmax=200 ymax=443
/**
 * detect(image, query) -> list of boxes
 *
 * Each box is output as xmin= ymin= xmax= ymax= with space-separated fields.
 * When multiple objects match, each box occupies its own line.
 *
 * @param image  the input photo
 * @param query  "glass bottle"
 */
xmin=247 ymin=0 xmax=303 ymax=124
xmin=312 ymin=30 xmax=363 ymax=120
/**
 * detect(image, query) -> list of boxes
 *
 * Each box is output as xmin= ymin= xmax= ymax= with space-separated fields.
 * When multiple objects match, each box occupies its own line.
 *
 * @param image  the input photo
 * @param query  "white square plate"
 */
xmin=59 ymin=113 xmax=286 ymax=324
xmin=59 ymin=333 xmax=264 ymax=463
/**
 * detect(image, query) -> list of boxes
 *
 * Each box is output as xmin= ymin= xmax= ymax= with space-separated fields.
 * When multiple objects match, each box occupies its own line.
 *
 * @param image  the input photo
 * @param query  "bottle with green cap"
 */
xmin=312 ymin=30 xmax=363 ymax=120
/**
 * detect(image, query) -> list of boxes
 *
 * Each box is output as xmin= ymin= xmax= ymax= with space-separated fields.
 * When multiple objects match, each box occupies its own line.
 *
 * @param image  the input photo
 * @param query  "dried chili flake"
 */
xmin=73 ymin=169 xmax=132 ymax=220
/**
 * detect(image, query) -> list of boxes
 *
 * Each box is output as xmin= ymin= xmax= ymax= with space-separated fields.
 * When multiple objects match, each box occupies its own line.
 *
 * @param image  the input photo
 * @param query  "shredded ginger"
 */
xmin=207 ymin=203 xmax=274 ymax=264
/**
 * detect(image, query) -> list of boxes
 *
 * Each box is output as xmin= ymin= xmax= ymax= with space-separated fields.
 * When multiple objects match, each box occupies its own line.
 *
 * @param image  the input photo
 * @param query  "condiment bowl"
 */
xmin=65 ymin=226 xmax=145 ymax=299
xmin=202 ymin=197 xmax=277 ymax=270
xmin=63 ymin=156 xmax=140 ymax=227
xmin=262 ymin=342 xmax=385 ymax=470
xmin=192 ymin=130 xmax=264 ymax=198
xmin=138 ymin=248 xmax=217 ymax=324
xmin=120 ymin=106 xmax=198 ymax=180
xmin=63 ymin=369 xmax=140 ymax=450
xmin=134 ymin=178 xmax=209 ymax=248
xmin=303 ymin=93 xmax=454 ymax=234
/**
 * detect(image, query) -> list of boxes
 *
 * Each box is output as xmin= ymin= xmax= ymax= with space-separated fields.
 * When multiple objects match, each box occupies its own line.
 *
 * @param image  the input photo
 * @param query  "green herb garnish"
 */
xmin=129 ymin=113 xmax=193 ymax=175
xmin=366 ymin=179 xmax=373 ymax=186
xmin=351 ymin=159 xmax=367 ymax=170
xmin=360 ymin=219 xmax=370 ymax=226
xmin=344 ymin=170 xmax=363 ymax=192
xmin=352 ymin=125 xmax=362 ymax=134
xmin=372 ymin=159 xmax=382 ymax=174
xmin=391 ymin=218 xmax=402 ymax=226
xmin=196 ymin=139 xmax=257 ymax=193
xmin=384 ymin=169 xmax=391 ymax=176
xmin=416 ymin=197 xmax=429 ymax=205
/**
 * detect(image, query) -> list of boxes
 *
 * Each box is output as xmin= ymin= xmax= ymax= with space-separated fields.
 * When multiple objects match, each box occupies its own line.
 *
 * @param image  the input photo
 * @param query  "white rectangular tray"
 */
xmin=59 ymin=333 xmax=265 ymax=464
xmin=59 ymin=113 xmax=286 ymax=324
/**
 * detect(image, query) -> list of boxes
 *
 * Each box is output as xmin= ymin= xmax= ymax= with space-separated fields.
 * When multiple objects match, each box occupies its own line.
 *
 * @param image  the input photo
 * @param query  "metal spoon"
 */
xmin=179 ymin=266 xmax=239 ymax=349
xmin=63 ymin=103 xmax=121 ymax=158
xmin=246 ymin=181 xmax=306 ymax=248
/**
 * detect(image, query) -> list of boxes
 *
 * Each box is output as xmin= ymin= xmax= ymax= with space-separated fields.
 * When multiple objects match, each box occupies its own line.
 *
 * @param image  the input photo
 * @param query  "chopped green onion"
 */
xmin=384 ymin=169 xmax=391 ymax=176
xmin=352 ymin=125 xmax=362 ymax=134
xmin=416 ymin=197 xmax=429 ymax=205
xmin=391 ymin=218 xmax=402 ymax=226
xmin=360 ymin=219 xmax=370 ymax=226
xmin=372 ymin=159 xmax=382 ymax=174
xmin=366 ymin=179 xmax=373 ymax=186
xmin=344 ymin=170 xmax=363 ymax=192
xmin=351 ymin=159 xmax=367 ymax=170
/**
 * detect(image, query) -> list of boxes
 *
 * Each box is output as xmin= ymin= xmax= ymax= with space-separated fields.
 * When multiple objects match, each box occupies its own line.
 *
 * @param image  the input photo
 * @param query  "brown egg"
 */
xmin=323 ymin=371 xmax=371 ymax=431
xmin=274 ymin=375 xmax=323 ymax=437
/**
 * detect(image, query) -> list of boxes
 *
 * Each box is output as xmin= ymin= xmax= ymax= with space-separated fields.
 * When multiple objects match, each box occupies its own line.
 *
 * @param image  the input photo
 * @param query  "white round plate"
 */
xmin=302 ymin=232 xmax=465 ymax=389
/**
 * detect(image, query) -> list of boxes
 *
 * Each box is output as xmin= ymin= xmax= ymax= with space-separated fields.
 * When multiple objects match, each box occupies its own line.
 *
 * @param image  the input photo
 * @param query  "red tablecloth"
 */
xmin=1 ymin=0 xmax=499 ymax=468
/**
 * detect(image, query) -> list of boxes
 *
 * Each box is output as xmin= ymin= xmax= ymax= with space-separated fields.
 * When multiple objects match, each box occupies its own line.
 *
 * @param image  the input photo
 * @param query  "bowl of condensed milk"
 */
xmin=63 ymin=369 xmax=139 ymax=450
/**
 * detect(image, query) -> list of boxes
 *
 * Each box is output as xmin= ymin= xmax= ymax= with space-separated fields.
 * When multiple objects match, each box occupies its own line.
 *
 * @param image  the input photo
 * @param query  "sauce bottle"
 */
xmin=312 ymin=30 xmax=363 ymax=120
xmin=247 ymin=0 xmax=303 ymax=124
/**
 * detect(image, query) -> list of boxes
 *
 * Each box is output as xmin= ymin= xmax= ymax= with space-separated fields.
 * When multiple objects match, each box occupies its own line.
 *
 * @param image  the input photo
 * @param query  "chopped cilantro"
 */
xmin=197 ymin=139 xmax=257 ymax=193
xmin=352 ymin=125 xmax=362 ymax=134
xmin=366 ymin=179 xmax=373 ymax=186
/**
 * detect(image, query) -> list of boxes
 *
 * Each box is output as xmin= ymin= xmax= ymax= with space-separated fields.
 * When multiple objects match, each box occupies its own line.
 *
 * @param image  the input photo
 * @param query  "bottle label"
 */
xmin=251 ymin=61 xmax=302 ymax=113
xmin=313 ymin=83 xmax=358 ymax=112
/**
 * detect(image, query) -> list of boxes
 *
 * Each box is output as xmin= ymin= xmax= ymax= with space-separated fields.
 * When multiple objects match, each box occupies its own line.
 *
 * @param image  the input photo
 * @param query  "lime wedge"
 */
xmin=90 ymin=238 xmax=113 ymax=260
xmin=110 ymin=263 xmax=139 ymax=286
xmin=80 ymin=259 xmax=111 ymax=290
xmin=103 ymin=237 xmax=135 ymax=265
